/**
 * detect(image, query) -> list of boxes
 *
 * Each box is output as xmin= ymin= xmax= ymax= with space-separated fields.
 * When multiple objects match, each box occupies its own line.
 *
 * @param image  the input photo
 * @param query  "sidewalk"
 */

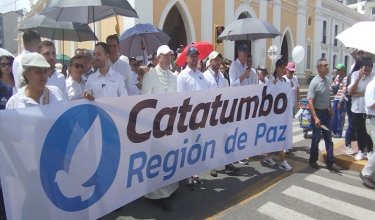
xmin=319 ymin=138 xmax=368 ymax=172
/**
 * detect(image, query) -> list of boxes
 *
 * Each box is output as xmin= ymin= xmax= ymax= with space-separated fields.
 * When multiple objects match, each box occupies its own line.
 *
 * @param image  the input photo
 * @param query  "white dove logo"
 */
xmin=41 ymin=104 xmax=121 ymax=212
xmin=54 ymin=116 xmax=103 ymax=201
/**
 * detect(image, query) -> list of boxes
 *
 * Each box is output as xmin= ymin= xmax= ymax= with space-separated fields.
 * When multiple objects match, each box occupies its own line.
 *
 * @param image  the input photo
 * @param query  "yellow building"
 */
xmin=26 ymin=0 xmax=369 ymax=81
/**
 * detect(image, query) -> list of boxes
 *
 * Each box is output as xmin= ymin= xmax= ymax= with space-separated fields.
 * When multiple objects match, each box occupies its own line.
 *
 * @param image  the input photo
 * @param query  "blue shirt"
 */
xmin=0 ymin=81 xmax=12 ymax=110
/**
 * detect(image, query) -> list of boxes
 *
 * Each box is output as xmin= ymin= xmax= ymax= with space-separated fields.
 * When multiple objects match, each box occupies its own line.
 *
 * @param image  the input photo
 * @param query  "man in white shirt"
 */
xmin=142 ymin=45 xmax=179 ymax=210
xmin=203 ymin=51 xmax=240 ymax=176
xmin=246 ymin=54 xmax=258 ymax=85
xmin=37 ymin=40 xmax=68 ymax=99
xmin=75 ymin=48 xmax=94 ymax=79
xmin=106 ymin=34 xmax=133 ymax=94
xmin=203 ymin=51 xmax=228 ymax=89
xmin=229 ymin=44 xmax=251 ymax=87
xmin=360 ymin=73 xmax=375 ymax=189
xmin=12 ymin=30 xmax=41 ymax=89
xmin=128 ymin=57 xmax=141 ymax=95
xmin=177 ymin=46 xmax=208 ymax=186
xmin=142 ymin=45 xmax=177 ymax=94
xmin=66 ymin=55 xmax=86 ymax=100
xmin=84 ymin=42 xmax=128 ymax=99
xmin=348 ymin=56 xmax=374 ymax=161
xmin=177 ymin=46 xmax=209 ymax=92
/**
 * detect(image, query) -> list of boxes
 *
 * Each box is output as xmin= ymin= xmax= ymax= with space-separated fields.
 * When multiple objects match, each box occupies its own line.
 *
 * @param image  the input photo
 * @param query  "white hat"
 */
xmin=208 ymin=51 xmax=222 ymax=61
xmin=22 ymin=52 xmax=50 ymax=69
xmin=157 ymin=45 xmax=174 ymax=57
xmin=119 ymin=55 xmax=129 ymax=63
xmin=55 ymin=63 xmax=63 ymax=73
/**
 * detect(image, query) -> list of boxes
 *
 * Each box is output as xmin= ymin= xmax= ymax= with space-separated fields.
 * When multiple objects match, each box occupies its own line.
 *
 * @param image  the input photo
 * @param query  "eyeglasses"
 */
xmin=0 ymin=62 xmax=11 ymax=67
xmin=73 ymin=63 xmax=84 ymax=69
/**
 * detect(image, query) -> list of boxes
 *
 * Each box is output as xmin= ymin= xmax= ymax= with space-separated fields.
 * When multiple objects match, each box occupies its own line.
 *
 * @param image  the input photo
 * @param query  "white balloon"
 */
xmin=292 ymin=46 xmax=305 ymax=64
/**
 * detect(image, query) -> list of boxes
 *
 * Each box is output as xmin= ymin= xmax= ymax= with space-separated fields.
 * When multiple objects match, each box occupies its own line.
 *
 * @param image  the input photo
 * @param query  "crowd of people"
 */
xmin=0 ymin=29 xmax=375 ymax=215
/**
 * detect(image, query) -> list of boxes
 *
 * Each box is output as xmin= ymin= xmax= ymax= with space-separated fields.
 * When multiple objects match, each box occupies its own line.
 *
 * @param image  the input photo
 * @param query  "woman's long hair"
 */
xmin=0 ymin=55 xmax=14 ymax=80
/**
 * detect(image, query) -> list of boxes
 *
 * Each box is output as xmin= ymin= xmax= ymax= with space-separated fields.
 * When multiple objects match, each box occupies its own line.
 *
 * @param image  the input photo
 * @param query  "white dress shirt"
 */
xmin=177 ymin=66 xmax=209 ymax=92
xmin=142 ymin=65 xmax=177 ymax=94
xmin=110 ymin=58 xmax=135 ymax=95
xmin=128 ymin=71 xmax=141 ymax=95
xmin=6 ymin=85 xmax=66 ymax=109
xmin=85 ymin=67 xmax=128 ymax=98
xmin=12 ymin=50 xmax=29 ymax=89
xmin=229 ymin=59 xmax=257 ymax=86
xmin=66 ymin=76 xmax=86 ymax=100
xmin=203 ymin=68 xmax=228 ymax=89
xmin=349 ymin=71 xmax=374 ymax=113
xmin=47 ymin=70 xmax=68 ymax=99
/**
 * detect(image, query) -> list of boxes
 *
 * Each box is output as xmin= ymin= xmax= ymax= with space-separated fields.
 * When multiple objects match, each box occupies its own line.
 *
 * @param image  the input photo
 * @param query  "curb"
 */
xmin=319 ymin=140 xmax=366 ymax=172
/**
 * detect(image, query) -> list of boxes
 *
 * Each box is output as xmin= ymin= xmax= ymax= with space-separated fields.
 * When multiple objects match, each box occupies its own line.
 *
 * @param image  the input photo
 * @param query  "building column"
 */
xmin=313 ymin=0 xmax=323 ymax=69
xmin=134 ymin=0 xmax=153 ymax=24
xmin=224 ymin=0 xmax=235 ymax=61
xmin=272 ymin=0 xmax=281 ymax=56
xmin=255 ymin=0 xmax=268 ymax=66
xmin=296 ymin=0 xmax=307 ymax=77
xmin=201 ymin=0 xmax=213 ymax=43
xmin=123 ymin=0 xmax=136 ymax=32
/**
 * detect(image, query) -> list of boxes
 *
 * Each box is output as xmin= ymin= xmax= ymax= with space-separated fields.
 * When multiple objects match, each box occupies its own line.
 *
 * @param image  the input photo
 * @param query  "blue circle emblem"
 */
xmin=40 ymin=104 xmax=120 ymax=211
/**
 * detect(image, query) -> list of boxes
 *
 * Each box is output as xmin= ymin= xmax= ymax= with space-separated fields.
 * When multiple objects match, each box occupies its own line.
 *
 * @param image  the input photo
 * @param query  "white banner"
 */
xmin=0 ymin=84 xmax=292 ymax=220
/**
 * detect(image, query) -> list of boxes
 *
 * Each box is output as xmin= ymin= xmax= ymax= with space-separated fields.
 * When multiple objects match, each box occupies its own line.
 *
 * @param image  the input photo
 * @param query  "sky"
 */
xmin=0 ymin=0 xmax=37 ymax=14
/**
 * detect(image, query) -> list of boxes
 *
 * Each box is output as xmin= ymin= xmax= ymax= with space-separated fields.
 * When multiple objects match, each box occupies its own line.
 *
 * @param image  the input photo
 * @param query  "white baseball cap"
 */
xmin=208 ymin=51 xmax=222 ymax=61
xmin=157 ymin=45 xmax=174 ymax=57
xmin=22 ymin=52 xmax=50 ymax=69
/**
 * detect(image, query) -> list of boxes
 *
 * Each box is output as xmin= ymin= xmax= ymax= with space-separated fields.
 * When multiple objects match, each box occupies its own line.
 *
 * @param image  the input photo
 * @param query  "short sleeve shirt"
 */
xmin=6 ymin=85 xmax=66 ymax=109
xmin=177 ymin=66 xmax=209 ymax=92
xmin=307 ymin=74 xmax=331 ymax=109
xmin=349 ymin=71 xmax=374 ymax=113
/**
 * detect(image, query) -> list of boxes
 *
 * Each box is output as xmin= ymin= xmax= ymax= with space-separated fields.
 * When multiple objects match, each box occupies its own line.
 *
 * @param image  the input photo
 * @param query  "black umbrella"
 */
xmin=218 ymin=18 xmax=281 ymax=41
xmin=18 ymin=14 xmax=98 ymax=42
xmin=119 ymin=23 xmax=171 ymax=63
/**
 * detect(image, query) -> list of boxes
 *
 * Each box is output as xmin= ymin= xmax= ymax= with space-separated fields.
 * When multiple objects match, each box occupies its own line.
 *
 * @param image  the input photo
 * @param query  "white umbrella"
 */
xmin=336 ymin=21 xmax=375 ymax=55
xmin=218 ymin=18 xmax=281 ymax=41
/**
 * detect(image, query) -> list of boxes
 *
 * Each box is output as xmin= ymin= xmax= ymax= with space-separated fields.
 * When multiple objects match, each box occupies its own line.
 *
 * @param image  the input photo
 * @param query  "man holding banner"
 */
xmin=84 ymin=42 xmax=128 ymax=99
xmin=203 ymin=51 xmax=240 ymax=177
xmin=177 ymin=45 xmax=209 ymax=186
xmin=142 ymin=45 xmax=179 ymax=210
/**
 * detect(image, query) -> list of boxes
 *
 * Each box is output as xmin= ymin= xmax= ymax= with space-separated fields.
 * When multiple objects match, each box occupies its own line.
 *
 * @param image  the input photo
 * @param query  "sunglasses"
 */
xmin=0 ymin=62 xmax=11 ymax=67
xmin=73 ymin=63 xmax=84 ymax=69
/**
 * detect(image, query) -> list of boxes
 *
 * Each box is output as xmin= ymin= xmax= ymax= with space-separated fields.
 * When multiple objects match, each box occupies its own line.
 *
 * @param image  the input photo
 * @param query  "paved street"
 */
xmin=103 ymin=119 xmax=375 ymax=220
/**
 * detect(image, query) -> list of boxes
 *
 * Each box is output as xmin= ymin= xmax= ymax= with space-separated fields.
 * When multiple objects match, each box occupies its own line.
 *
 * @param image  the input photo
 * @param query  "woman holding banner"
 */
xmin=6 ymin=53 xmax=66 ymax=109
xmin=262 ymin=59 xmax=293 ymax=172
